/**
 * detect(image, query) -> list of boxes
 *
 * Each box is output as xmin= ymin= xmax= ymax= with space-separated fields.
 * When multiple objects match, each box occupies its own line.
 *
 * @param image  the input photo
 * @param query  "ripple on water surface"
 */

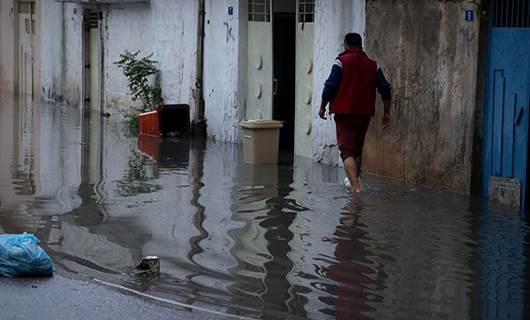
xmin=0 ymin=97 xmax=529 ymax=319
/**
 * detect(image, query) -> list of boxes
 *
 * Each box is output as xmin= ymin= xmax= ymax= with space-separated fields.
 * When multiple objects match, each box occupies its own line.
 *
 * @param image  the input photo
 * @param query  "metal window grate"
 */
xmin=493 ymin=0 xmax=530 ymax=28
xmin=84 ymin=12 xmax=101 ymax=29
xmin=298 ymin=0 xmax=314 ymax=23
xmin=248 ymin=0 xmax=270 ymax=22
xmin=18 ymin=2 xmax=31 ymax=14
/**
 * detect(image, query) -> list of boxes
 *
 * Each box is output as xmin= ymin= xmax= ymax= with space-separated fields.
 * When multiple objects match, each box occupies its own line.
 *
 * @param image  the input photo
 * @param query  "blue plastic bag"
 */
xmin=0 ymin=233 xmax=55 ymax=277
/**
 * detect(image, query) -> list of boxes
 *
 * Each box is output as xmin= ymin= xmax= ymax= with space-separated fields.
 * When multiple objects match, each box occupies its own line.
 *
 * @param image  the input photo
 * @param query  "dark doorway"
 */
xmin=272 ymin=1 xmax=296 ymax=151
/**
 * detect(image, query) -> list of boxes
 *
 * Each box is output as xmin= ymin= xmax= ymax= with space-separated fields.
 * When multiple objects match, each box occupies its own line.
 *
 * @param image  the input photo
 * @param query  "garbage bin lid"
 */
xmin=240 ymin=119 xmax=283 ymax=129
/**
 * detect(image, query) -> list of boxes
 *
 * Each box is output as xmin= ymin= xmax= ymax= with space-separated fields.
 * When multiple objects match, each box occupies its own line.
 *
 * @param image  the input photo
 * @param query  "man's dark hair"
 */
xmin=344 ymin=33 xmax=363 ymax=48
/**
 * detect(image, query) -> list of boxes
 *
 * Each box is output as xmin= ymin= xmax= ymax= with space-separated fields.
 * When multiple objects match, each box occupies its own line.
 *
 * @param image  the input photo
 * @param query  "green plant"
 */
xmin=115 ymin=50 xmax=163 ymax=129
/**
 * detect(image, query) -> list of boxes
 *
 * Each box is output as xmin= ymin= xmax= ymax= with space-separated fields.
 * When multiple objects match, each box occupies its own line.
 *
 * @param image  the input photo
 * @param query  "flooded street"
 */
xmin=1 ymin=95 xmax=529 ymax=319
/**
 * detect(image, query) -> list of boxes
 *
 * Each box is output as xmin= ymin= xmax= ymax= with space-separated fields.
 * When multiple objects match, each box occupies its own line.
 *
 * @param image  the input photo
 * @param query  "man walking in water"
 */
xmin=319 ymin=33 xmax=392 ymax=193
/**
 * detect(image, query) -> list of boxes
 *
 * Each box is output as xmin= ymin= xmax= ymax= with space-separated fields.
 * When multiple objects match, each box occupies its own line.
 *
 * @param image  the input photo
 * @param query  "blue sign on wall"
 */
xmin=465 ymin=9 xmax=474 ymax=22
xmin=228 ymin=6 xmax=234 ymax=16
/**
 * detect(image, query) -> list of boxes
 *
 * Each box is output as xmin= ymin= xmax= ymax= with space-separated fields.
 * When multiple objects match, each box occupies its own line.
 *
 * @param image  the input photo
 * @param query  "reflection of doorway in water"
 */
xmin=527 ymin=142 xmax=530 ymax=215
xmin=525 ymin=222 xmax=530 ymax=318
xmin=8 ymin=94 xmax=36 ymax=196
xmin=260 ymin=163 xmax=312 ymax=316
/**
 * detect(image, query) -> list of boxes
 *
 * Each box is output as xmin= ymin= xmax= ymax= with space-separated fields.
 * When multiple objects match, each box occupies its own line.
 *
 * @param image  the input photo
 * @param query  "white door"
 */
xmin=247 ymin=0 xmax=273 ymax=120
xmin=17 ymin=1 xmax=35 ymax=98
xmin=294 ymin=0 xmax=314 ymax=158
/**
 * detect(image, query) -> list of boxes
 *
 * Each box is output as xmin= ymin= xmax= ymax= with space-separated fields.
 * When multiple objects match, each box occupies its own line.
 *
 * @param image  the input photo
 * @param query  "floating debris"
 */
xmin=133 ymin=256 xmax=160 ymax=277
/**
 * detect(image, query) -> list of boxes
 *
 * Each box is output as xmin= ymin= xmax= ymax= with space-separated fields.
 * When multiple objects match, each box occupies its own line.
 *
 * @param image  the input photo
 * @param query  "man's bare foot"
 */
xmin=343 ymin=177 xmax=361 ymax=193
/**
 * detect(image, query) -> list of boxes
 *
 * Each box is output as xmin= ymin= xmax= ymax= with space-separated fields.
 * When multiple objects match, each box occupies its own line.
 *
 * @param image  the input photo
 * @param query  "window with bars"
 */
xmin=248 ymin=0 xmax=271 ymax=22
xmin=493 ymin=0 xmax=530 ymax=28
xmin=18 ymin=2 xmax=32 ymax=14
xmin=84 ymin=12 xmax=102 ymax=29
xmin=298 ymin=0 xmax=314 ymax=23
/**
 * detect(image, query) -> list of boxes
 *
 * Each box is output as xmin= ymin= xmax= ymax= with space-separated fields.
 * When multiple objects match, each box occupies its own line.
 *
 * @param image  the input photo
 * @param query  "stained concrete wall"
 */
xmin=311 ymin=0 xmax=366 ymax=164
xmin=203 ymin=0 xmax=247 ymax=142
xmin=363 ymin=0 xmax=481 ymax=192
xmin=102 ymin=0 xmax=199 ymax=120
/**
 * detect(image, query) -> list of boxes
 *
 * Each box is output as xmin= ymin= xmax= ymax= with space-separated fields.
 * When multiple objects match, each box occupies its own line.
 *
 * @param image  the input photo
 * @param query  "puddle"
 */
xmin=0 ymin=94 xmax=529 ymax=319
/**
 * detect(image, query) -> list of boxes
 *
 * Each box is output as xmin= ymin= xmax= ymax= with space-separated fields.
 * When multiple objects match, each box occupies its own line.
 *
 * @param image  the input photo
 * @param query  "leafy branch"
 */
xmin=115 ymin=50 xmax=163 ymax=128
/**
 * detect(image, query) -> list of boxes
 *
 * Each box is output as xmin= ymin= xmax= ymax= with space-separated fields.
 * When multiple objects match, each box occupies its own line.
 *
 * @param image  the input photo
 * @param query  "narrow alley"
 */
xmin=1 ymin=0 xmax=530 ymax=319
xmin=0 ymin=95 xmax=529 ymax=319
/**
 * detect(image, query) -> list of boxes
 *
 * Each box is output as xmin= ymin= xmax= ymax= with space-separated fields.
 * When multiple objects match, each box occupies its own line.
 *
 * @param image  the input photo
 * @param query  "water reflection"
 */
xmin=0 ymin=95 xmax=529 ymax=319
xmin=319 ymin=200 xmax=379 ymax=320
xmin=472 ymin=201 xmax=528 ymax=319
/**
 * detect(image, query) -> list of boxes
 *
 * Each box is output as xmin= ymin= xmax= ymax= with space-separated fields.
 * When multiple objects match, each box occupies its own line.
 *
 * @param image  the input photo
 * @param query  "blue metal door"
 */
xmin=483 ymin=1 xmax=530 ymax=211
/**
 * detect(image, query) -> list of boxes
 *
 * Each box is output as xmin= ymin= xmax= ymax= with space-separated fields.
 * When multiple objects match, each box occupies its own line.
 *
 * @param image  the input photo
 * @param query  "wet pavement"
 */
xmin=1 ymin=275 xmax=230 ymax=320
xmin=1 ymin=93 xmax=530 ymax=319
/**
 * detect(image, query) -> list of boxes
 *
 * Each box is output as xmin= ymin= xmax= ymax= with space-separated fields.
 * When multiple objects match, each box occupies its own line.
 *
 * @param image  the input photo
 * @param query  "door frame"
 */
xmin=14 ymin=0 xmax=36 ymax=98
xmin=482 ymin=0 xmax=530 ymax=212
xmin=82 ymin=9 xmax=103 ymax=114
xmin=293 ymin=0 xmax=315 ymax=158
xmin=246 ymin=0 xmax=274 ymax=120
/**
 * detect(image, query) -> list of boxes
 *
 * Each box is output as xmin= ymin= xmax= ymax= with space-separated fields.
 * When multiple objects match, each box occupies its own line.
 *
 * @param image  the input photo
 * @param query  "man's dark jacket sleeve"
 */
xmin=376 ymin=68 xmax=392 ymax=102
xmin=322 ymin=63 xmax=342 ymax=103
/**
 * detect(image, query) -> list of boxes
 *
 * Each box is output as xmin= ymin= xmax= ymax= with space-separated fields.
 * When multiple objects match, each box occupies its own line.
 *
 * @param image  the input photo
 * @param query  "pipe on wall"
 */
xmin=193 ymin=0 xmax=206 ymax=136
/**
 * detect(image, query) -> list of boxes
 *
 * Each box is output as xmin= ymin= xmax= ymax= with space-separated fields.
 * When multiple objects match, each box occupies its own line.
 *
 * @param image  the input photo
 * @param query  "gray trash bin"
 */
xmin=240 ymin=120 xmax=283 ymax=164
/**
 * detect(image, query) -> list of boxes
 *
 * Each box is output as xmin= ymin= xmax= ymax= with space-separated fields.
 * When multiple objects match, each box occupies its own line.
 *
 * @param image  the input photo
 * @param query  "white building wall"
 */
xmin=202 ymin=0 xmax=367 ymax=156
xmin=0 ymin=1 xmax=15 ymax=92
xmin=63 ymin=3 xmax=84 ymax=105
xmin=3 ymin=0 xmax=367 ymax=159
xmin=2 ymin=1 xmax=199 ymax=114
xmin=203 ymin=0 xmax=246 ymax=142
xmin=39 ymin=1 xmax=65 ymax=102
xmin=0 ymin=0 xmax=69 ymax=100
xmin=102 ymin=0 xmax=199 ymax=120
xmin=311 ymin=0 xmax=366 ymax=165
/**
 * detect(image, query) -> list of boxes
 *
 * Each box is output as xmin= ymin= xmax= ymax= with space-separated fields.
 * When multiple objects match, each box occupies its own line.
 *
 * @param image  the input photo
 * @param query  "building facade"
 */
xmin=1 ymin=0 xmax=529 ymax=208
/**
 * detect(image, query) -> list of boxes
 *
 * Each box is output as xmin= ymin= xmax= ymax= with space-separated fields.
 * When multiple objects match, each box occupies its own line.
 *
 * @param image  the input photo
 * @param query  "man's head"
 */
xmin=344 ymin=33 xmax=363 ymax=50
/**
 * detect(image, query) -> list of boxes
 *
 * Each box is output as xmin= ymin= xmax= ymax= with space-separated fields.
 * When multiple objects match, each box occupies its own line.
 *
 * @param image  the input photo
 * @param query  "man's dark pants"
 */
xmin=334 ymin=114 xmax=371 ymax=162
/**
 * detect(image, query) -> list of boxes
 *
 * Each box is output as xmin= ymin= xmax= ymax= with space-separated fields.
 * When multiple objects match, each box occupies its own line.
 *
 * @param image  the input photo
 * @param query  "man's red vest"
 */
xmin=330 ymin=48 xmax=378 ymax=116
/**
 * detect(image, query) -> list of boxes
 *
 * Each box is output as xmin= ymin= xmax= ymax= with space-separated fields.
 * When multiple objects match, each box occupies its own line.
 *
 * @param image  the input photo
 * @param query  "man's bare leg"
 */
xmin=343 ymin=156 xmax=361 ymax=193
xmin=354 ymin=156 xmax=362 ymax=177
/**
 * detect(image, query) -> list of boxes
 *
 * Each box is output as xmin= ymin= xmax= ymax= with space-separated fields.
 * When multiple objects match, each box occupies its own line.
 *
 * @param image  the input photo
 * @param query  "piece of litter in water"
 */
xmin=134 ymin=256 xmax=160 ymax=277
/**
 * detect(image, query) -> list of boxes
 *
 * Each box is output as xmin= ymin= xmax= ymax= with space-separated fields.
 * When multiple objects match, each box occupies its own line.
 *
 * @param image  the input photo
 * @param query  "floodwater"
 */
xmin=1 ymin=94 xmax=530 ymax=320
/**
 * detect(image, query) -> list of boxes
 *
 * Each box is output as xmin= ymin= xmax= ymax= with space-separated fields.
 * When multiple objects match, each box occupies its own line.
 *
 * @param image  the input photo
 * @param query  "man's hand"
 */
xmin=319 ymin=101 xmax=328 ymax=120
xmin=319 ymin=107 xmax=327 ymax=120
xmin=381 ymin=100 xmax=391 ymax=129
xmin=381 ymin=113 xmax=391 ymax=129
